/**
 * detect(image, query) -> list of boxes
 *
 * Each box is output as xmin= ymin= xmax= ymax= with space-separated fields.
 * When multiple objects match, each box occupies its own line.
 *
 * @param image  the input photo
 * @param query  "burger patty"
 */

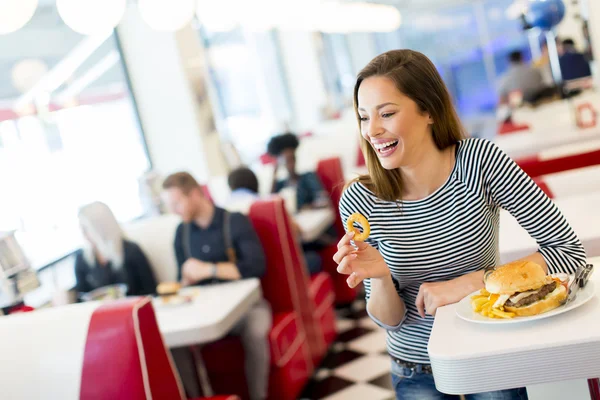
xmin=505 ymin=281 xmax=557 ymax=308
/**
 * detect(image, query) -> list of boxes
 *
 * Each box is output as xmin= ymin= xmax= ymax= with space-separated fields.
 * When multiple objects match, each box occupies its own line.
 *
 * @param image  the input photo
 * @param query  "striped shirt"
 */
xmin=339 ymin=138 xmax=586 ymax=364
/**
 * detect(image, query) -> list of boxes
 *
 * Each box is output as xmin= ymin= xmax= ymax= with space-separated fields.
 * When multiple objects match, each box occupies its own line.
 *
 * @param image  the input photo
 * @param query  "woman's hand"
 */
xmin=333 ymin=231 xmax=390 ymax=288
xmin=415 ymin=272 xmax=484 ymax=317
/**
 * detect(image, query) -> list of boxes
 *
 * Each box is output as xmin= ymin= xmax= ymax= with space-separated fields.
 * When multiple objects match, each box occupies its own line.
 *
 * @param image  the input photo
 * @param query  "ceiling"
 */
xmin=0 ymin=0 xmax=486 ymax=102
xmin=0 ymin=2 xmax=125 ymax=102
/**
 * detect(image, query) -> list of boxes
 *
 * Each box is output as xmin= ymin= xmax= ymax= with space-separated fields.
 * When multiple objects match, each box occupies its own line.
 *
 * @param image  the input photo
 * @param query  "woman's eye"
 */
xmin=359 ymin=116 xmax=368 ymax=122
xmin=382 ymin=112 xmax=395 ymax=118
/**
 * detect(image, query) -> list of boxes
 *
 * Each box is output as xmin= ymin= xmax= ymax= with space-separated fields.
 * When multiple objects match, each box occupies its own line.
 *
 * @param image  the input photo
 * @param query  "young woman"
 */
xmin=75 ymin=202 xmax=157 ymax=297
xmin=334 ymin=50 xmax=585 ymax=399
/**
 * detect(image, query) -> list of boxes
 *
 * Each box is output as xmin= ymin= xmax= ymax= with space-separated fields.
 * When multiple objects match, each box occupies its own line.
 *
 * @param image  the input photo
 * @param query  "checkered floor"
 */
xmin=300 ymin=302 xmax=396 ymax=400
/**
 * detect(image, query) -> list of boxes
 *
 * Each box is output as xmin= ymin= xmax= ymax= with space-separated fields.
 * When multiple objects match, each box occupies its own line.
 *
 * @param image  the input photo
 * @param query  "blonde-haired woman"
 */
xmin=334 ymin=50 xmax=585 ymax=399
xmin=75 ymin=202 xmax=156 ymax=297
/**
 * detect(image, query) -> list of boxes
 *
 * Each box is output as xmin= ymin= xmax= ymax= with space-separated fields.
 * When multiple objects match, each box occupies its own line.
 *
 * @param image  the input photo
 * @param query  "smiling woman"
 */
xmin=353 ymin=50 xmax=465 ymax=203
xmin=333 ymin=49 xmax=585 ymax=400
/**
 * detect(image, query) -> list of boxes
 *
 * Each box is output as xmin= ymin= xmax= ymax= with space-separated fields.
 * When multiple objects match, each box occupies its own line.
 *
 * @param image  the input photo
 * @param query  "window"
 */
xmin=371 ymin=0 xmax=534 ymax=116
xmin=198 ymin=25 xmax=291 ymax=163
xmin=319 ymin=33 xmax=354 ymax=110
xmin=0 ymin=4 xmax=149 ymax=269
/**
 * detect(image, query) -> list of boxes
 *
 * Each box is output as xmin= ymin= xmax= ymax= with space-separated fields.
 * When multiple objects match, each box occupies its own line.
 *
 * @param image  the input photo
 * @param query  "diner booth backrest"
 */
xmin=249 ymin=198 xmax=326 ymax=362
xmin=123 ymin=214 xmax=181 ymax=283
xmin=0 ymin=297 xmax=185 ymax=400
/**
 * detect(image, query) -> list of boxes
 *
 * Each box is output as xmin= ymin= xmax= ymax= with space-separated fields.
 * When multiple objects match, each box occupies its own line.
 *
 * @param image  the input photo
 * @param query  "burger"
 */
xmin=485 ymin=260 xmax=567 ymax=317
xmin=156 ymin=282 xmax=181 ymax=303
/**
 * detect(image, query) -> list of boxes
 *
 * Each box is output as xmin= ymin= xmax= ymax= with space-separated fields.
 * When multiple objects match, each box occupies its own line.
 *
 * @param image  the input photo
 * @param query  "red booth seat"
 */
xmin=316 ymin=156 xmax=359 ymax=306
xmin=0 ymin=297 xmax=237 ymax=400
xmin=249 ymin=198 xmax=335 ymax=369
xmin=201 ymin=198 xmax=336 ymax=400
xmin=269 ymin=312 xmax=306 ymax=366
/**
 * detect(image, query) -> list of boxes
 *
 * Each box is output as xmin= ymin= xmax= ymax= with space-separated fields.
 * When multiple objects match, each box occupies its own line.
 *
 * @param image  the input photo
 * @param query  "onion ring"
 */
xmin=346 ymin=212 xmax=370 ymax=241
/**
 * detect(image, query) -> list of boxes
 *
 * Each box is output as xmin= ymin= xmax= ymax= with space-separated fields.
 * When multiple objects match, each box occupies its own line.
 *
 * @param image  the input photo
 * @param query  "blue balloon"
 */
xmin=525 ymin=0 xmax=566 ymax=31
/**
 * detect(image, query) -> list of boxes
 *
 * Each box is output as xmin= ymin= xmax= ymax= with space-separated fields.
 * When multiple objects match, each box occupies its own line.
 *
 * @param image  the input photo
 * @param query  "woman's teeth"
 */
xmin=374 ymin=140 xmax=399 ymax=154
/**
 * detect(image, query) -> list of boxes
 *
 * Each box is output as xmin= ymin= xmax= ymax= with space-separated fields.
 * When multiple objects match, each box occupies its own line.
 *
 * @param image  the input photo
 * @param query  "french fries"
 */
xmin=470 ymin=290 xmax=516 ymax=319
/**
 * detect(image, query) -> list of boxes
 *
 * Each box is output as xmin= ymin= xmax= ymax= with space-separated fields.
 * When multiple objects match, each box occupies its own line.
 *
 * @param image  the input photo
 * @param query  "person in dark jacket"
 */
xmin=162 ymin=171 xmax=271 ymax=400
xmin=559 ymin=38 xmax=592 ymax=81
xmin=74 ymin=202 xmax=156 ymax=297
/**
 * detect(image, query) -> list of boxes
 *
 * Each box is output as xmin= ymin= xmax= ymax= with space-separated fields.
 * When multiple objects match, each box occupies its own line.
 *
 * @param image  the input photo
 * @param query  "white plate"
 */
xmin=456 ymin=281 xmax=596 ymax=324
xmin=152 ymin=287 xmax=200 ymax=308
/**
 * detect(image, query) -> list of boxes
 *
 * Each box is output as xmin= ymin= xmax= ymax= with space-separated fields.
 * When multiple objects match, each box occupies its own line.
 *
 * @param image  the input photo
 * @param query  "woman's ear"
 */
xmin=428 ymin=115 xmax=434 ymax=124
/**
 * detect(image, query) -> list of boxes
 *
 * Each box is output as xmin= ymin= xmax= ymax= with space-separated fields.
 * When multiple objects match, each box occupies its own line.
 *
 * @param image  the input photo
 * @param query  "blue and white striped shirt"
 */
xmin=339 ymin=138 xmax=586 ymax=364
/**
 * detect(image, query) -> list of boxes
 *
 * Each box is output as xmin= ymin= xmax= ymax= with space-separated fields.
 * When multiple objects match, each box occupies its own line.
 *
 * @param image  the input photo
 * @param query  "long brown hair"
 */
xmin=352 ymin=50 xmax=466 ymax=202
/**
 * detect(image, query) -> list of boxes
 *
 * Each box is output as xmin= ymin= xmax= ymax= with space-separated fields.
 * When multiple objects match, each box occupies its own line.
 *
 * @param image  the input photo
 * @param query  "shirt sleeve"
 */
xmin=339 ymin=182 xmax=404 ymax=331
xmin=125 ymin=241 xmax=157 ymax=296
xmin=480 ymin=139 xmax=586 ymax=274
xmin=74 ymin=251 xmax=91 ymax=294
xmin=174 ymin=224 xmax=185 ymax=281
xmin=339 ymin=182 xmax=380 ymax=302
xmin=230 ymin=212 xmax=266 ymax=279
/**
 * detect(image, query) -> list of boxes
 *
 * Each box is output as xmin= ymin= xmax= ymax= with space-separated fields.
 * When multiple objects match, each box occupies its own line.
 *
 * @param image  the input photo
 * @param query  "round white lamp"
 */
xmin=57 ymin=0 xmax=126 ymax=35
xmin=138 ymin=0 xmax=196 ymax=32
xmin=11 ymin=58 xmax=48 ymax=93
xmin=196 ymin=0 xmax=238 ymax=32
xmin=0 ymin=0 xmax=38 ymax=35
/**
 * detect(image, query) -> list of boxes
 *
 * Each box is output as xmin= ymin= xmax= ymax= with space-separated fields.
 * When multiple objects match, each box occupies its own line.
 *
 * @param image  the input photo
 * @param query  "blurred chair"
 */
xmin=249 ymin=198 xmax=336 ymax=366
xmin=0 ymin=297 xmax=237 ymax=400
xmin=316 ymin=157 xmax=345 ymax=236
xmin=497 ymin=121 xmax=530 ymax=135
xmin=200 ymin=198 xmax=326 ymax=400
xmin=356 ymin=143 xmax=366 ymax=167
xmin=201 ymin=185 xmax=214 ymax=203
xmin=124 ymin=214 xmax=309 ymax=400
xmin=123 ymin=214 xmax=181 ymax=284
xmin=259 ymin=153 xmax=277 ymax=165
xmin=316 ymin=157 xmax=360 ymax=306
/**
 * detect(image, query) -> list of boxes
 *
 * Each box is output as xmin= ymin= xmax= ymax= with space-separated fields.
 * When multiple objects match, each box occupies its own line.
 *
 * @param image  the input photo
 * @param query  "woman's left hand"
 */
xmin=416 ymin=273 xmax=483 ymax=317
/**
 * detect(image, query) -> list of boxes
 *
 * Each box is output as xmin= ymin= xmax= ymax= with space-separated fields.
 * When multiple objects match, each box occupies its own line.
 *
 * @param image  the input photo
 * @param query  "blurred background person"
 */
xmin=74 ymin=202 xmax=157 ymax=297
xmin=499 ymin=50 xmax=556 ymax=105
xmin=227 ymin=166 xmax=323 ymax=275
xmin=559 ymin=38 xmax=592 ymax=81
xmin=227 ymin=166 xmax=262 ymax=213
xmin=268 ymin=132 xmax=331 ymax=211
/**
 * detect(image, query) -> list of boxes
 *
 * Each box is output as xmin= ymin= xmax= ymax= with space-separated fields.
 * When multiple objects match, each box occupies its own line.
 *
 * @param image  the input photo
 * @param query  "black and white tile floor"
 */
xmin=300 ymin=302 xmax=396 ymax=400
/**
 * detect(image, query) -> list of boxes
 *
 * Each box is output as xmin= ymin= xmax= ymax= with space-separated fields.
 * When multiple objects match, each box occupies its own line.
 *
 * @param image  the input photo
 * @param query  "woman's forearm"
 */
xmin=367 ymin=275 xmax=406 ymax=327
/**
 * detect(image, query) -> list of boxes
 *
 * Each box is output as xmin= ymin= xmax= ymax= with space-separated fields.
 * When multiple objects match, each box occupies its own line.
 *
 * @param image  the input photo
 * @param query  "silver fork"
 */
xmin=562 ymin=264 xmax=594 ymax=306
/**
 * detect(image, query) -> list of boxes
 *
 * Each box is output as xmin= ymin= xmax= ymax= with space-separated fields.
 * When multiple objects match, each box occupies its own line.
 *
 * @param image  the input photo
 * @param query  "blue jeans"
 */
xmin=391 ymin=362 xmax=528 ymax=400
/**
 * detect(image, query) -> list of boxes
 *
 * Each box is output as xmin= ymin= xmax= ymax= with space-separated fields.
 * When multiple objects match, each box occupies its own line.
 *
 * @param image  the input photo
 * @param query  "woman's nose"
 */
xmin=366 ymin=118 xmax=384 ymax=138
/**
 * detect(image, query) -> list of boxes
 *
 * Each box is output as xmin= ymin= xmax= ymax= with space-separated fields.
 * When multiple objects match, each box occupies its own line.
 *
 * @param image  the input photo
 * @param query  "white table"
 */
xmin=295 ymin=208 xmax=335 ymax=243
xmin=510 ymin=91 xmax=600 ymax=131
xmin=536 ymin=138 xmax=600 ymax=161
xmin=428 ymin=256 xmax=600 ymax=399
xmin=495 ymin=125 xmax=600 ymax=159
xmin=539 ymin=165 xmax=600 ymax=199
xmin=155 ymin=278 xmax=262 ymax=347
xmin=499 ymin=192 xmax=600 ymax=263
